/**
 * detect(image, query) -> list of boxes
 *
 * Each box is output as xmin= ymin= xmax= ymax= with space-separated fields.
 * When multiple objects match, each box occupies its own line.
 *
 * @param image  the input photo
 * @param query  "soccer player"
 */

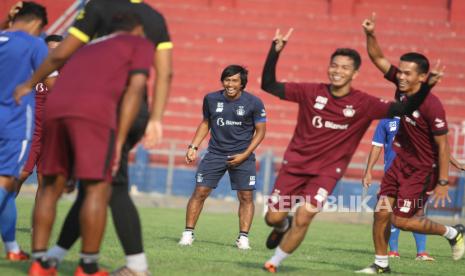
xmin=21 ymin=13 xmax=154 ymax=276
xmin=15 ymin=34 xmax=63 ymax=197
xmin=363 ymin=118 xmax=435 ymax=261
xmin=357 ymin=13 xmax=465 ymax=274
xmin=15 ymin=1 xmax=173 ymax=274
xmin=178 ymin=65 xmax=266 ymax=250
xmin=0 ymin=1 xmax=48 ymax=261
xmin=260 ymin=28 xmax=436 ymax=273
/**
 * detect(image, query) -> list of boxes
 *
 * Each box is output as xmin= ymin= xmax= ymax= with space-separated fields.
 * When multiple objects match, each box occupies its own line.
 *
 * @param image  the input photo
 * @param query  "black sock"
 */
xmin=79 ymin=252 xmax=99 ymax=274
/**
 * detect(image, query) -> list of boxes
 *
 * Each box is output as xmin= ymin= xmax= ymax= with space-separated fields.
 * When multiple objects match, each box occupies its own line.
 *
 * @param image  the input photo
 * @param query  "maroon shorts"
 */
xmin=268 ymin=168 xmax=338 ymax=211
xmin=379 ymin=157 xmax=437 ymax=218
xmin=23 ymin=134 xmax=42 ymax=173
xmin=41 ymin=118 xmax=116 ymax=182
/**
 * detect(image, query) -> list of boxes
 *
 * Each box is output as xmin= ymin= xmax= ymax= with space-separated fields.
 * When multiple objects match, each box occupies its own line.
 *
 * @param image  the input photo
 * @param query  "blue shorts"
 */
xmin=0 ymin=138 xmax=31 ymax=178
xmin=195 ymin=151 xmax=256 ymax=191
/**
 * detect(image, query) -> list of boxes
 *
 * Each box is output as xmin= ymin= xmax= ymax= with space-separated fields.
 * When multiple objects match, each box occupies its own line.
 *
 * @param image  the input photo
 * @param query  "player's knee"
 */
xmin=237 ymin=191 xmax=253 ymax=204
xmin=192 ymin=187 xmax=210 ymax=201
xmin=373 ymin=209 xmax=391 ymax=222
xmin=391 ymin=215 xmax=410 ymax=231
xmin=264 ymin=211 xmax=286 ymax=226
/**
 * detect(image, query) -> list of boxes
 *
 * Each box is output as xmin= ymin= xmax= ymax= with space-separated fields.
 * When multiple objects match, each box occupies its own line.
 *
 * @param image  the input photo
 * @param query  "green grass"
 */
xmin=1 ymin=197 xmax=463 ymax=275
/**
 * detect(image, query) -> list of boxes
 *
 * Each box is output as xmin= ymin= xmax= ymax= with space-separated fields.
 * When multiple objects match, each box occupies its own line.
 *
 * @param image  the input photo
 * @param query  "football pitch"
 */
xmin=1 ymin=197 xmax=463 ymax=275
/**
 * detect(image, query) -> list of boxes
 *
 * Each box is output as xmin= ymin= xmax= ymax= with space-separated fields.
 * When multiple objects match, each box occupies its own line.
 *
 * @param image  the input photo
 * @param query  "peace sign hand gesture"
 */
xmin=273 ymin=28 xmax=293 ymax=52
xmin=362 ymin=12 xmax=376 ymax=35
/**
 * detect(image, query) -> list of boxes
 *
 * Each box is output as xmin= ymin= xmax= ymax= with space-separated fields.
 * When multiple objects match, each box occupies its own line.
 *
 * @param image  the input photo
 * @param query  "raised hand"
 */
xmin=8 ymin=1 xmax=23 ymax=21
xmin=362 ymin=12 xmax=376 ymax=35
xmin=428 ymin=59 xmax=446 ymax=87
xmin=273 ymin=28 xmax=293 ymax=52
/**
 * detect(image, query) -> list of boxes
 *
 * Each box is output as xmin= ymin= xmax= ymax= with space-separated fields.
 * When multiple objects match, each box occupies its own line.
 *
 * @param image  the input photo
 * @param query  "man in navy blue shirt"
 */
xmin=0 ymin=1 xmax=48 ymax=261
xmin=179 ymin=65 xmax=266 ymax=249
xmin=363 ymin=118 xmax=434 ymax=261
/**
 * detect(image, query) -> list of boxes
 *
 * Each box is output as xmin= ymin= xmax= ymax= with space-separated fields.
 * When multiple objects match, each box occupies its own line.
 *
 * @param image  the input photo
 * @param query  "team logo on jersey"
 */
xmin=0 ymin=36 xmax=9 ymax=43
xmin=412 ymin=110 xmax=420 ymax=118
xmin=216 ymin=102 xmax=224 ymax=112
xmin=314 ymin=96 xmax=328 ymax=110
xmin=261 ymin=109 xmax=266 ymax=117
xmin=217 ymin=118 xmax=225 ymax=126
xmin=249 ymin=176 xmax=256 ymax=186
xmin=196 ymin=173 xmax=204 ymax=183
xmin=389 ymin=121 xmax=397 ymax=132
xmin=236 ymin=105 xmax=245 ymax=116
xmin=435 ymin=118 xmax=445 ymax=128
xmin=342 ymin=105 xmax=355 ymax=117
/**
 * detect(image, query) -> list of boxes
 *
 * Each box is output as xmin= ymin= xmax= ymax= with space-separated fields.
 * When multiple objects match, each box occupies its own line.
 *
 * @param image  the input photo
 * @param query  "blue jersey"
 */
xmin=372 ymin=117 xmax=400 ymax=171
xmin=0 ymin=30 xmax=48 ymax=140
xmin=203 ymin=90 xmax=266 ymax=155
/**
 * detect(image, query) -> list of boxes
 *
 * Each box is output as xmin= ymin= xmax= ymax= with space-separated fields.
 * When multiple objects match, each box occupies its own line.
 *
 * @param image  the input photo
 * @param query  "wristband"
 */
xmin=188 ymin=144 xmax=198 ymax=151
xmin=437 ymin=179 xmax=449 ymax=186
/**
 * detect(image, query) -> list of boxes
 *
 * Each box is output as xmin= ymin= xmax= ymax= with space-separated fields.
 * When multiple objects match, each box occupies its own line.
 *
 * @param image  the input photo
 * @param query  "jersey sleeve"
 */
xmin=364 ymin=94 xmax=392 ymax=120
xmin=423 ymin=97 xmax=448 ymax=135
xmin=68 ymin=0 xmax=102 ymax=43
xmin=283 ymin=82 xmax=318 ymax=103
xmin=153 ymin=14 xmax=172 ymax=51
xmin=31 ymin=40 xmax=48 ymax=71
xmin=253 ymin=97 xmax=267 ymax=124
xmin=384 ymin=65 xmax=399 ymax=86
xmin=130 ymin=38 xmax=154 ymax=75
xmin=372 ymin=120 xmax=386 ymax=147
xmin=202 ymin=96 xmax=210 ymax=120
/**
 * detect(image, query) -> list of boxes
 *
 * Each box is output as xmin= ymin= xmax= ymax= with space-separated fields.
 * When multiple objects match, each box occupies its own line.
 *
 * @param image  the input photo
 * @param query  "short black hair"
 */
xmin=109 ymin=13 xmax=143 ymax=33
xmin=13 ymin=1 xmax=48 ymax=27
xmin=400 ymin=52 xmax=430 ymax=74
xmin=221 ymin=65 xmax=248 ymax=89
xmin=330 ymin=48 xmax=362 ymax=70
xmin=45 ymin=34 xmax=63 ymax=43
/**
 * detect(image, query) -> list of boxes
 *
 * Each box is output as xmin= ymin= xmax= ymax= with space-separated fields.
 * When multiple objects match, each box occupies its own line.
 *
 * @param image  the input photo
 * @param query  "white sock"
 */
xmin=374 ymin=255 xmax=389 ymax=268
xmin=126 ymin=253 xmax=148 ymax=272
xmin=275 ymin=219 xmax=289 ymax=233
xmin=47 ymin=245 xmax=69 ymax=262
xmin=443 ymin=225 xmax=458 ymax=240
xmin=4 ymin=241 xmax=20 ymax=253
xmin=268 ymin=246 xmax=290 ymax=267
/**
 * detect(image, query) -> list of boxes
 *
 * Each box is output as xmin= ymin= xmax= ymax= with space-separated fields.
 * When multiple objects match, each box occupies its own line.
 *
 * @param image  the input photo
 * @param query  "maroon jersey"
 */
xmin=282 ymin=82 xmax=392 ymax=178
xmin=45 ymin=34 xmax=153 ymax=128
xmin=385 ymin=66 xmax=448 ymax=169
xmin=34 ymin=82 xmax=49 ymax=135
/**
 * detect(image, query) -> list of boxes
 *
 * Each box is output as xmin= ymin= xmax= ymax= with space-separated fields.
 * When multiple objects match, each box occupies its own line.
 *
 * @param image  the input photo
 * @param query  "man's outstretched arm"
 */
xmin=261 ymin=29 xmax=293 ymax=99
xmin=362 ymin=13 xmax=391 ymax=74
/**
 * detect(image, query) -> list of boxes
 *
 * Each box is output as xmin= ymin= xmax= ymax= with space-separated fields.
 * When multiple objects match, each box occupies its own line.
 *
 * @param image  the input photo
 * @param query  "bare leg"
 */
xmin=15 ymin=171 xmax=32 ymax=196
xmin=237 ymin=190 xmax=254 ymax=232
xmin=373 ymin=196 xmax=395 ymax=256
xmin=279 ymin=203 xmax=318 ymax=253
xmin=32 ymin=175 xmax=67 ymax=251
xmin=185 ymin=186 xmax=212 ymax=228
xmin=79 ymin=180 xmax=112 ymax=253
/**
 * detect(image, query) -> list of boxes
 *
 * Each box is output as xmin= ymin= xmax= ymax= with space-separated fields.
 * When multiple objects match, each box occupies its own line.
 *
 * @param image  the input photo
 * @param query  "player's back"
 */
xmin=71 ymin=0 xmax=170 ymax=47
xmin=45 ymin=34 xmax=153 ymax=129
xmin=0 ymin=31 xmax=47 ymax=105
xmin=0 ymin=30 xmax=48 ymax=139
